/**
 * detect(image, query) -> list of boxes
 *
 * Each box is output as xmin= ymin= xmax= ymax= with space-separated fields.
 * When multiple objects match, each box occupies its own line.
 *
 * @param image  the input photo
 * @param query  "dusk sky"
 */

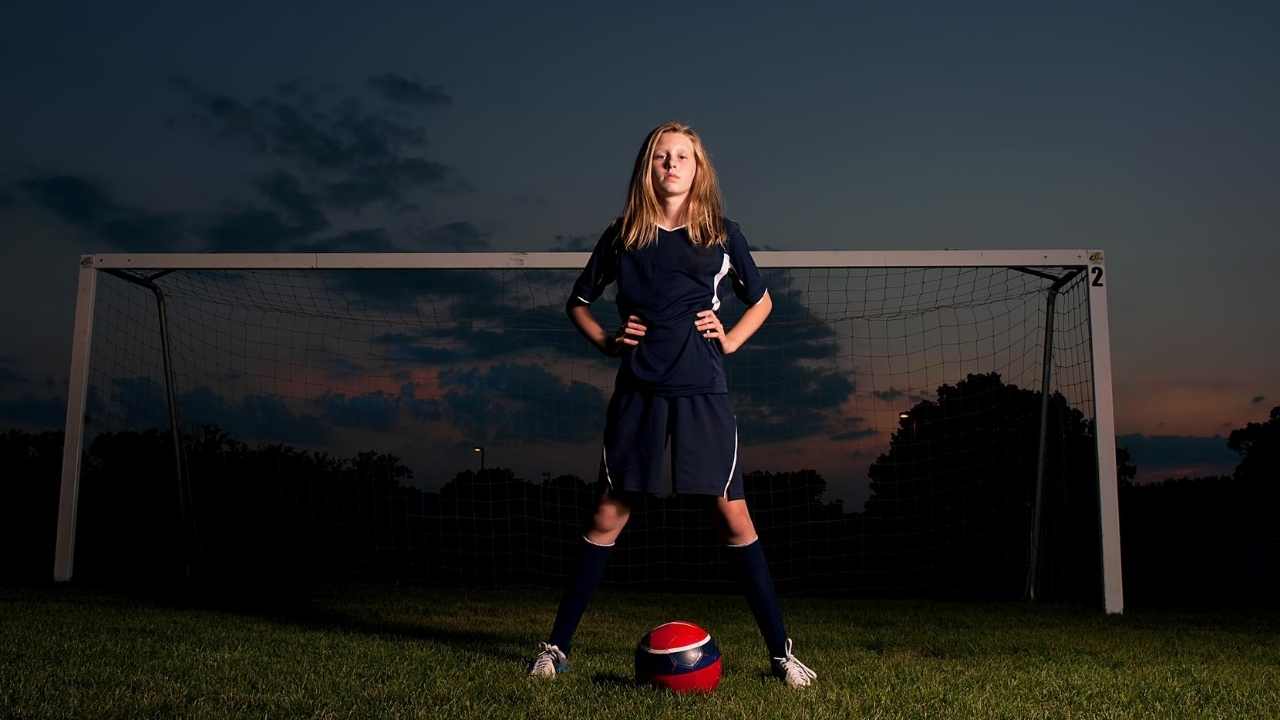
xmin=2 ymin=1 xmax=1277 ymax=488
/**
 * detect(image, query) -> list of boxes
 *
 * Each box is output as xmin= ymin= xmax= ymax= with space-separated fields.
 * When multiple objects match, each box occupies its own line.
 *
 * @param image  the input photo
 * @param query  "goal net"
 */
xmin=54 ymin=251 xmax=1122 ymax=611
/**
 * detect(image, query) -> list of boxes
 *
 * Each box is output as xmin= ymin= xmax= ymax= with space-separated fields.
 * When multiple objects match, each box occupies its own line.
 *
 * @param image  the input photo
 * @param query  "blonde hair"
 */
xmin=616 ymin=121 xmax=726 ymax=251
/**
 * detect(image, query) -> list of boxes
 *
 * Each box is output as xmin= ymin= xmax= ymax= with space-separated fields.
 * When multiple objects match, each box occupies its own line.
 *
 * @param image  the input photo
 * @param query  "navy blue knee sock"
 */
xmin=548 ymin=536 xmax=613 ymax=656
xmin=728 ymin=537 xmax=788 ymax=658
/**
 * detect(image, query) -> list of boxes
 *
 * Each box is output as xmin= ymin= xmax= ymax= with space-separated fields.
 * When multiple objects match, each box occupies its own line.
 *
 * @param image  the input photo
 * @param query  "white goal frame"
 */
xmin=54 ymin=249 xmax=1123 ymax=613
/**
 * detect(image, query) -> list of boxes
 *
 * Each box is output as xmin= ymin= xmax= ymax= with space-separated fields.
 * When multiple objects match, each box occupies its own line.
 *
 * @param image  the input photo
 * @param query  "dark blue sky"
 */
xmin=2 ymin=0 xmax=1277 ymax=483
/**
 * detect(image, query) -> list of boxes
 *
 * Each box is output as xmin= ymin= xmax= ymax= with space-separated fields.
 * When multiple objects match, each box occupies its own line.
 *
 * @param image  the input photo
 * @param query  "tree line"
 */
xmin=2 ymin=374 xmax=1275 ymax=607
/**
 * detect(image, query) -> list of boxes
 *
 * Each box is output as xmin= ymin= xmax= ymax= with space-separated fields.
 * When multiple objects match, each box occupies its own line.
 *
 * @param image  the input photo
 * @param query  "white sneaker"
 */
xmin=527 ymin=642 xmax=568 ymax=678
xmin=771 ymin=638 xmax=817 ymax=688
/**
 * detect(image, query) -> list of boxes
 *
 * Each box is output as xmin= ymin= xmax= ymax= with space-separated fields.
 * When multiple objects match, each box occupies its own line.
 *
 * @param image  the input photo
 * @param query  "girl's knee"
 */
xmin=592 ymin=507 xmax=629 ymax=533
xmin=586 ymin=496 xmax=631 ymax=542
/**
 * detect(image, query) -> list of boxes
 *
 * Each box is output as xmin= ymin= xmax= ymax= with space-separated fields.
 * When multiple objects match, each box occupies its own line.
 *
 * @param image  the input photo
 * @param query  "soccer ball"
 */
xmin=634 ymin=621 xmax=722 ymax=693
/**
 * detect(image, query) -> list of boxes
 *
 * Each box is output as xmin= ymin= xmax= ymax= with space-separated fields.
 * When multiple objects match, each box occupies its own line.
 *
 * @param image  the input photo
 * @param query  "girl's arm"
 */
xmin=721 ymin=289 xmax=772 ymax=355
xmin=567 ymin=304 xmax=646 ymax=356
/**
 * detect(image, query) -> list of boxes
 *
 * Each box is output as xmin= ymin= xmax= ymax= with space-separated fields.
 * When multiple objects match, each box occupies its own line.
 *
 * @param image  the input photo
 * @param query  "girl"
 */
xmin=528 ymin=121 xmax=816 ymax=688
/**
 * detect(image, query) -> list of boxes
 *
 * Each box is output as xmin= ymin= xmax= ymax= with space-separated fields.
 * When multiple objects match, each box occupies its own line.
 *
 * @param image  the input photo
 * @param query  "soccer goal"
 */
xmin=53 ymin=250 xmax=1122 ymax=613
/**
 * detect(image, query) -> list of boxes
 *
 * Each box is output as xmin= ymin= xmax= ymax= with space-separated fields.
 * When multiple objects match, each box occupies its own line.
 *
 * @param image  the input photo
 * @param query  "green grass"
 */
xmin=2 ymin=585 xmax=1278 ymax=719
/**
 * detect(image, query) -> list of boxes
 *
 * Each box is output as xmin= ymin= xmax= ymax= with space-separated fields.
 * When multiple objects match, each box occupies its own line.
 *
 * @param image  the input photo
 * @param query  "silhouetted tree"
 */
xmin=862 ymin=372 xmax=1101 ymax=602
xmin=0 ymin=429 xmax=63 ymax=581
xmin=1120 ymin=406 xmax=1279 ymax=607
xmin=1229 ymin=406 xmax=1280 ymax=484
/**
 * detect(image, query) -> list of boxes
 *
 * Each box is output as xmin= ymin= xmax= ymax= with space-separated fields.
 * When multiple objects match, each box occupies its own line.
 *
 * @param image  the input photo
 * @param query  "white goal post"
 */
xmin=54 ymin=249 xmax=1123 ymax=613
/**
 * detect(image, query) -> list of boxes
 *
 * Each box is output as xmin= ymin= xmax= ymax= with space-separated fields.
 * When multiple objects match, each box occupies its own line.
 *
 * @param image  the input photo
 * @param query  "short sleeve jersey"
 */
xmin=568 ymin=218 xmax=768 ymax=396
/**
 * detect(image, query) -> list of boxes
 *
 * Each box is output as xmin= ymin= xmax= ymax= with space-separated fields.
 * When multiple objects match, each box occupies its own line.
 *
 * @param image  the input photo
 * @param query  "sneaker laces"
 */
xmin=530 ymin=642 xmax=565 ymax=674
xmin=773 ymin=638 xmax=817 ymax=686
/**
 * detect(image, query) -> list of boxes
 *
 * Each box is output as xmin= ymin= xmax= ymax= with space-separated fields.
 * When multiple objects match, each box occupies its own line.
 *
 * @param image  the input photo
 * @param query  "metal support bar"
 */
xmin=54 ymin=261 xmax=99 ymax=582
xmin=99 ymin=268 xmax=193 ymax=577
xmin=153 ymin=287 xmax=193 ymax=578
xmin=1026 ymin=268 xmax=1084 ymax=601
xmin=1010 ymin=266 xmax=1067 ymax=283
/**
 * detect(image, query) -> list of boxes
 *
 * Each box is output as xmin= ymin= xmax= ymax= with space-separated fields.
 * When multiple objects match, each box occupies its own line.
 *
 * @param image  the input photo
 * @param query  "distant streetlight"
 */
xmin=472 ymin=445 xmax=485 ymax=472
xmin=899 ymin=410 xmax=916 ymax=442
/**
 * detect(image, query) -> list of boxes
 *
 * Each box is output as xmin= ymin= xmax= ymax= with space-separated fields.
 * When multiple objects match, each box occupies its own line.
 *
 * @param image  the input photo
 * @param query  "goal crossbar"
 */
xmin=84 ymin=249 xmax=1096 ymax=271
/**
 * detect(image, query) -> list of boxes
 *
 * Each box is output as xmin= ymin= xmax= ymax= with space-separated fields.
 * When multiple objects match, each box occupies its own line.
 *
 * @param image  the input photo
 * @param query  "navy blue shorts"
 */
xmin=598 ymin=389 xmax=744 ymax=500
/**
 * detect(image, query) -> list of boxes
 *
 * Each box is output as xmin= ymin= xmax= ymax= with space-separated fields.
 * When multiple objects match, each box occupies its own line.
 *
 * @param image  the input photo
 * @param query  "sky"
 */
xmin=1 ymin=0 xmax=1277 ymax=495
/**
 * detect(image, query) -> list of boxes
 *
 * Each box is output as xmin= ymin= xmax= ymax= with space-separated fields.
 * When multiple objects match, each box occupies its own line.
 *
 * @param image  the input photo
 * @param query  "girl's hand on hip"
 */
xmin=606 ymin=315 xmax=646 ymax=356
xmin=696 ymin=309 xmax=738 ymax=355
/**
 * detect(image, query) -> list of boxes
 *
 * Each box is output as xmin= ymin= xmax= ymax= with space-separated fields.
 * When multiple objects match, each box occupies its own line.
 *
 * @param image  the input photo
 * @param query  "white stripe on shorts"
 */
xmin=722 ymin=426 xmax=738 ymax=498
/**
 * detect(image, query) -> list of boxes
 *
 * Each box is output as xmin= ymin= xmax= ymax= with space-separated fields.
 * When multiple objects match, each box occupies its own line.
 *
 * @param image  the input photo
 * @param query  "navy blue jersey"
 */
xmin=568 ymin=218 xmax=768 ymax=396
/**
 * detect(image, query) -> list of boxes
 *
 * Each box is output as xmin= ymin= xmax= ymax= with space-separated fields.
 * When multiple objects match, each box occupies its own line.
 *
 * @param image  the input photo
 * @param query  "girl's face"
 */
xmin=650 ymin=132 xmax=697 ymax=200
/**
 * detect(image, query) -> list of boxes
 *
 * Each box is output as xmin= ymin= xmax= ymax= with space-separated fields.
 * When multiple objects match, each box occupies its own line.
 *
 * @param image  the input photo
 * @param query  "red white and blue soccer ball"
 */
xmin=634 ymin=621 xmax=722 ymax=693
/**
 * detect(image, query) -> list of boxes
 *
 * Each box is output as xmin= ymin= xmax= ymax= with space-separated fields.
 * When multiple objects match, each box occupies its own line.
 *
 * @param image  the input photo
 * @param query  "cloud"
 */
xmin=95 ymin=378 xmax=330 ymax=446
xmin=78 ymin=373 xmax=448 ymax=445
xmin=319 ymin=389 xmax=400 ymax=431
xmin=256 ymin=170 xmax=327 ymax=233
xmin=367 ymin=74 xmax=451 ymax=107
xmin=734 ymin=367 xmax=855 ymax=442
xmin=87 ymin=376 xmax=168 ymax=431
xmin=726 ymin=270 xmax=855 ymax=442
xmin=546 ymin=233 xmax=595 ymax=252
xmin=0 ymin=365 xmax=22 ymax=387
xmin=439 ymin=363 xmax=606 ymax=443
xmin=179 ymin=385 xmax=331 ymax=446
xmin=270 ymin=219 xmax=489 ymax=276
xmin=369 ymin=295 xmax=607 ymax=369
xmin=830 ymin=419 xmax=878 ymax=441
xmin=0 ymin=392 xmax=65 ymax=428
xmin=871 ymin=388 xmax=929 ymax=405
xmin=374 ymin=332 xmax=466 ymax=365
xmin=203 ymin=206 xmax=315 ymax=252
xmin=296 ymin=228 xmax=396 ymax=252
xmin=416 ymin=220 xmax=491 ymax=251
xmin=322 ymin=158 xmax=455 ymax=212
xmin=329 ymin=266 xmax=504 ymax=313
xmin=1117 ymin=433 xmax=1240 ymax=479
xmin=317 ymin=383 xmax=442 ymax=431
xmin=170 ymin=76 xmax=465 ymax=215
xmin=400 ymin=383 xmax=443 ymax=422
xmin=19 ymin=175 xmax=116 ymax=226
xmin=16 ymin=73 xmax=486 ymax=258
xmin=19 ymin=175 xmax=187 ymax=251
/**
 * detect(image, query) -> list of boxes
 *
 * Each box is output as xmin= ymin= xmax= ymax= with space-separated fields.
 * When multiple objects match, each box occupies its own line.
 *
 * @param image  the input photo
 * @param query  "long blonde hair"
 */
xmin=617 ymin=121 xmax=726 ymax=251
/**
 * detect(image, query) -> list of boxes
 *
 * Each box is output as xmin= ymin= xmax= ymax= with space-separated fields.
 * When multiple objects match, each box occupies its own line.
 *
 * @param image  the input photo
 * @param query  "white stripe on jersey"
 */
xmin=711 ymin=254 xmax=731 ymax=312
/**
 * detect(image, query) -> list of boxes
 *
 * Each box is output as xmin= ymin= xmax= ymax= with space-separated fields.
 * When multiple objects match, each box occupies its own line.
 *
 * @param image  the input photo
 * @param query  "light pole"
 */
xmin=472 ymin=445 xmax=485 ymax=472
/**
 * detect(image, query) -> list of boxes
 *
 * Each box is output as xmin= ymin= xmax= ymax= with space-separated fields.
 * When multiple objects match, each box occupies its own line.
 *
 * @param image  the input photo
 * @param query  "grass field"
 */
xmin=2 ymin=585 xmax=1278 ymax=719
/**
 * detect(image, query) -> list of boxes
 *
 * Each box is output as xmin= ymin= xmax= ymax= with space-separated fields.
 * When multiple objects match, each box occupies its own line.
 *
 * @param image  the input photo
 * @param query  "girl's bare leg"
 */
xmin=712 ymin=496 xmax=757 ymax=545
